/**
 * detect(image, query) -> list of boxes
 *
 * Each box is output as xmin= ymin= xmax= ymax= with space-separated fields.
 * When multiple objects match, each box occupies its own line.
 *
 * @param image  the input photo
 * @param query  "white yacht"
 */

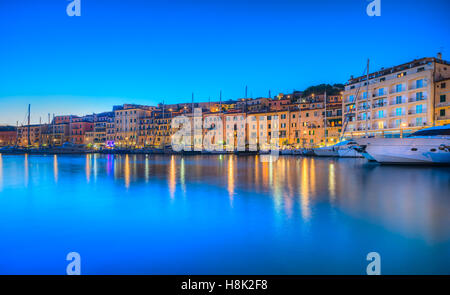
xmin=313 ymin=140 xmax=362 ymax=158
xmin=354 ymin=125 xmax=450 ymax=164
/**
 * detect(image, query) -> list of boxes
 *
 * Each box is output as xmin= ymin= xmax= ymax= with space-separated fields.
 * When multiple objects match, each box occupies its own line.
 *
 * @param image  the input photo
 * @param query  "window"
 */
xmin=396 ymin=108 xmax=402 ymax=116
xmin=416 ymin=117 xmax=423 ymax=126
xmin=416 ymin=92 xmax=423 ymax=100
xmin=378 ymin=110 xmax=384 ymax=118
xmin=363 ymin=92 xmax=368 ymax=99
xmin=395 ymin=119 xmax=401 ymax=127
xmin=441 ymin=95 xmax=446 ymax=103
xmin=441 ymin=109 xmax=446 ymax=117
xmin=441 ymin=82 xmax=446 ymax=88
xmin=416 ymin=79 xmax=424 ymax=88
xmin=396 ymin=84 xmax=402 ymax=92
xmin=378 ymin=88 xmax=384 ymax=96
xmin=416 ymin=105 xmax=423 ymax=114
xmin=396 ymin=96 xmax=402 ymax=104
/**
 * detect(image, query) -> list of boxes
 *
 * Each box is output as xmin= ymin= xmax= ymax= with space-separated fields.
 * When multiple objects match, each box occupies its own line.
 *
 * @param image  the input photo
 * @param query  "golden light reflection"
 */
xmin=329 ymin=162 xmax=336 ymax=201
xmin=310 ymin=158 xmax=316 ymax=196
xmin=300 ymin=159 xmax=311 ymax=221
xmin=85 ymin=154 xmax=91 ymax=183
xmin=124 ymin=154 xmax=130 ymax=189
xmin=0 ymin=154 xmax=3 ymax=191
xmin=145 ymin=156 xmax=149 ymax=183
xmin=168 ymin=155 xmax=176 ymax=199
xmin=53 ymin=155 xmax=58 ymax=183
xmin=227 ymin=156 xmax=235 ymax=205
xmin=180 ymin=158 xmax=186 ymax=195
xmin=93 ymin=154 xmax=98 ymax=182
xmin=24 ymin=154 xmax=29 ymax=187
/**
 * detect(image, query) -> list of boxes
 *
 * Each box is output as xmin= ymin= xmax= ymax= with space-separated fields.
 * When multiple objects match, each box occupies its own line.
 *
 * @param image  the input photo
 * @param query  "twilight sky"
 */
xmin=0 ymin=0 xmax=449 ymax=125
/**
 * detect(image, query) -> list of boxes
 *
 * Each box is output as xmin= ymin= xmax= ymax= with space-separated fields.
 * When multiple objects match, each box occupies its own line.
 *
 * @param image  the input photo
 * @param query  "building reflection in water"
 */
xmin=180 ymin=158 xmax=186 ymax=196
xmin=168 ymin=155 xmax=176 ymax=200
xmin=145 ymin=155 xmax=149 ymax=183
xmin=85 ymin=154 xmax=91 ymax=183
xmin=24 ymin=154 xmax=29 ymax=188
xmin=124 ymin=154 xmax=130 ymax=189
xmin=106 ymin=154 xmax=113 ymax=176
xmin=300 ymin=159 xmax=311 ymax=221
xmin=53 ymin=155 xmax=58 ymax=184
xmin=227 ymin=156 xmax=235 ymax=205
xmin=0 ymin=154 xmax=3 ymax=191
xmin=93 ymin=154 xmax=98 ymax=182
xmin=328 ymin=162 xmax=336 ymax=202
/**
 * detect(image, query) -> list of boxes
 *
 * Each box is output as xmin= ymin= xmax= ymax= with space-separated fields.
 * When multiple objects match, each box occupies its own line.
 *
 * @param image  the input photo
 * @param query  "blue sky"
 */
xmin=0 ymin=0 xmax=449 ymax=125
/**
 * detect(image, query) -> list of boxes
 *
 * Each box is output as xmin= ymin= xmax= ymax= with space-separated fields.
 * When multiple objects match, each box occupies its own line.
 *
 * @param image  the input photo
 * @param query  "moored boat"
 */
xmin=354 ymin=125 xmax=450 ymax=164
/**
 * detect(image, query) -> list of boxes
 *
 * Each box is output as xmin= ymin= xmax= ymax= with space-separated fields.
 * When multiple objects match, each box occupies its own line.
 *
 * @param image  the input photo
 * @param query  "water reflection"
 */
xmin=168 ymin=156 xmax=176 ymax=199
xmin=85 ymin=154 xmax=91 ymax=183
xmin=329 ymin=162 xmax=336 ymax=201
xmin=227 ymin=156 xmax=235 ymax=205
xmin=53 ymin=155 xmax=58 ymax=183
xmin=124 ymin=154 xmax=130 ymax=189
xmin=24 ymin=154 xmax=29 ymax=187
xmin=0 ymin=154 xmax=2 ymax=191
xmin=0 ymin=154 xmax=449 ymax=274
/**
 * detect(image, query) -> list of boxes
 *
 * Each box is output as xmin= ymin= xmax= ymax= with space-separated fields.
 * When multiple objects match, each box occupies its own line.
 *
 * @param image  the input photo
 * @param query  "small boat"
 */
xmin=354 ymin=125 xmax=450 ymax=164
xmin=313 ymin=140 xmax=362 ymax=158
xmin=313 ymin=145 xmax=339 ymax=157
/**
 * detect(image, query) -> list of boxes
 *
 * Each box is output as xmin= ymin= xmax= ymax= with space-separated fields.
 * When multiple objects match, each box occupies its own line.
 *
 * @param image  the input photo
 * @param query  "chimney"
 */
xmin=437 ymin=52 xmax=442 ymax=60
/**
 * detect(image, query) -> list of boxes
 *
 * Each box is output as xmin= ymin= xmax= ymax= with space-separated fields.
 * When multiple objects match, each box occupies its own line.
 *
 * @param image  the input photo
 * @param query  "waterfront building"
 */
xmin=0 ymin=126 xmax=17 ymax=146
xmin=435 ymin=77 xmax=450 ymax=126
xmin=342 ymin=55 xmax=450 ymax=138
xmin=42 ymin=123 xmax=70 ymax=146
xmin=114 ymin=105 xmax=152 ymax=147
xmin=70 ymin=121 xmax=93 ymax=145
xmin=18 ymin=125 xmax=46 ymax=147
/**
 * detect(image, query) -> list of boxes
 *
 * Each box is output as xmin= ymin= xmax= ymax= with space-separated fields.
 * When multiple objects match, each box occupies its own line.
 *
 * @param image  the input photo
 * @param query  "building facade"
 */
xmin=342 ymin=56 xmax=450 ymax=138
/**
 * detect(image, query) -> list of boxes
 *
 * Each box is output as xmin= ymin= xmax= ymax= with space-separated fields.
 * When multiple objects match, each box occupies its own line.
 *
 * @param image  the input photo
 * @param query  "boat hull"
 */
xmin=356 ymin=138 xmax=450 ymax=164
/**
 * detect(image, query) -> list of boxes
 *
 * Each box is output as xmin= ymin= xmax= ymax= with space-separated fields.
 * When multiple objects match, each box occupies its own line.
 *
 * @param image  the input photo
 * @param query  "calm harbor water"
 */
xmin=0 ymin=153 xmax=449 ymax=274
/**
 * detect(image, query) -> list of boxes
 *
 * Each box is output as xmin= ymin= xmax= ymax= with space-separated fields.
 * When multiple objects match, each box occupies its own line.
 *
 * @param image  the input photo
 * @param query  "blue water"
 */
xmin=0 ymin=154 xmax=449 ymax=275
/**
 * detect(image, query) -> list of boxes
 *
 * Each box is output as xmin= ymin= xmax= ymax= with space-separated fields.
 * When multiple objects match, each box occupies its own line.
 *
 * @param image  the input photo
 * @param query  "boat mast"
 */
xmin=324 ymin=91 xmax=327 ymax=145
xmin=27 ymin=104 xmax=31 ymax=147
xmin=365 ymin=59 xmax=370 ymax=138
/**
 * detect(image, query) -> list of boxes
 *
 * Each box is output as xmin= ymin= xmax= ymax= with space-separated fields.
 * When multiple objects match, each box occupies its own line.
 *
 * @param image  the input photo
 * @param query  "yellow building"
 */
xmin=343 ymin=56 xmax=450 ymax=138
xmin=114 ymin=106 xmax=152 ymax=147
xmin=435 ymin=78 xmax=450 ymax=126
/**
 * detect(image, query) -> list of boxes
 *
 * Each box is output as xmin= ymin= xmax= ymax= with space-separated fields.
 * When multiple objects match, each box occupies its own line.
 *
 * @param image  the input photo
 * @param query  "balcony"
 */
xmin=408 ymin=96 xmax=427 ymax=103
xmin=389 ymin=99 xmax=406 ymax=106
xmin=372 ymin=102 xmax=388 ymax=109
xmin=372 ymin=114 xmax=387 ymax=120
xmin=390 ymin=111 xmax=406 ymax=117
xmin=408 ymin=109 xmax=427 ymax=115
